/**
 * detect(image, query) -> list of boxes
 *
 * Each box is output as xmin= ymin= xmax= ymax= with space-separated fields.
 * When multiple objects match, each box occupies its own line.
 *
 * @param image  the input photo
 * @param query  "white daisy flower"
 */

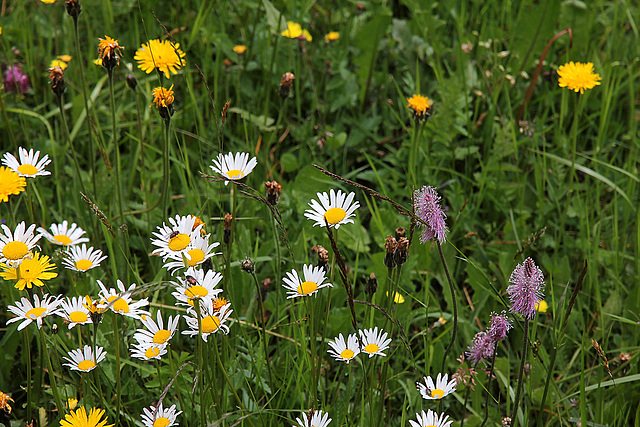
xmin=97 ymin=279 xmax=150 ymax=320
xmin=182 ymin=300 xmax=233 ymax=342
xmin=416 ymin=373 xmax=457 ymax=400
xmin=130 ymin=341 xmax=168 ymax=361
xmin=295 ymin=410 xmax=332 ymax=427
xmin=304 ymin=189 xmax=360 ymax=229
xmin=2 ymin=147 xmax=52 ymax=177
xmin=63 ymin=345 xmax=107 ymax=372
xmin=133 ymin=311 xmax=180 ymax=347
xmin=327 ymin=333 xmax=360 ymax=364
xmin=0 ymin=221 xmax=41 ymax=266
xmin=37 ymin=220 xmax=89 ymax=247
xmin=358 ymin=327 xmax=392 ymax=358
xmin=62 ymin=244 xmax=107 ymax=272
xmin=7 ymin=293 xmax=62 ymax=331
xmin=141 ymin=403 xmax=182 ymax=427
xmin=171 ymin=267 xmax=223 ymax=308
xmin=408 ymin=410 xmax=453 ymax=427
xmin=282 ymin=264 xmax=333 ymax=299
xmin=162 ymin=233 xmax=221 ymax=274
xmin=151 ymin=215 xmax=203 ymax=261
xmin=58 ymin=296 xmax=92 ymax=329
xmin=209 ymin=152 xmax=257 ymax=185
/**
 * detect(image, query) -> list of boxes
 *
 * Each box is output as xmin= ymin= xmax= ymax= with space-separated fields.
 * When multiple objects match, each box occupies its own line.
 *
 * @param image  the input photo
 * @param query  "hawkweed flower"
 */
xmin=386 ymin=291 xmax=405 ymax=303
xmin=327 ymin=333 xmax=360 ymax=363
xmin=48 ymin=65 xmax=66 ymax=96
xmin=162 ymin=233 xmax=220 ymax=274
xmin=507 ymin=257 xmax=545 ymax=319
xmin=2 ymin=147 xmax=51 ymax=177
xmin=83 ymin=295 xmax=108 ymax=325
xmin=395 ymin=237 xmax=409 ymax=266
xmin=535 ymin=300 xmax=548 ymax=313
xmin=58 ymin=296 xmax=92 ymax=329
xmin=50 ymin=59 xmax=68 ymax=70
xmin=151 ymin=215 xmax=204 ymax=261
xmin=0 ymin=251 xmax=58 ymax=290
xmin=38 ymin=220 xmax=89 ymax=247
xmin=407 ymin=94 xmax=433 ymax=121
xmin=151 ymin=84 xmax=175 ymax=122
xmin=209 ymin=152 xmax=258 ymax=185
xmin=67 ymin=398 xmax=78 ymax=411
xmin=0 ymin=221 xmax=41 ymax=266
xmin=97 ymin=279 xmax=150 ymax=320
xmin=311 ymin=244 xmax=329 ymax=271
xmin=414 ymin=186 xmax=448 ymax=244
xmin=416 ymin=373 xmax=457 ymax=400
xmin=279 ymin=72 xmax=295 ymax=98
xmin=265 ymin=180 xmax=282 ymax=205
xmin=130 ymin=341 xmax=168 ymax=361
xmin=304 ymin=189 xmax=360 ymax=229
xmin=223 ymin=213 xmax=233 ymax=245
xmin=60 ymin=407 xmax=112 ymax=427
xmin=63 ymin=345 xmax=106 ymax=372
xmin=133 ymin=311 xmax=180 ymax=347
xmin=282 ymin=264 xmax=333 ymax=299
xmin=97 ymin=35 xmax=124 ymax=72
xmin=141 ymin=403 xmax=182 ymax=427
xmin=135 ymin=39 xmax=186 ymax=79
xmin=409 ymin=410 xmax=453 ymax=427
xmin=233 ymin=45 xmax=247 ymax=55
xmin=182 ymin=300 xmax=233 ymax=341
xmin=7 ymin=293 xmax=62 ymax=331
xmin=0 ymin=390 xmax=14 ymax=414
xmin=62 ymin=244 xmax=107 ymax=272
xmin=3 ymin=65 xmax=30 ymax=94
xmin=295 ymin=410 xmax=331 ymax=427
xmin=281 ymin=21 xmax=312 ymax=41
xmin=324 ymin=32 xmax=340 ymax=43
xmin=557 ymin=61 xmax=601 ymax=94
xmin=0 ymin=166 xmax=26 ymax=203
xmin=358 ymin=327 xmax=392 ymax=357
xmin=384 ymin=236 xmax=397 ymax=269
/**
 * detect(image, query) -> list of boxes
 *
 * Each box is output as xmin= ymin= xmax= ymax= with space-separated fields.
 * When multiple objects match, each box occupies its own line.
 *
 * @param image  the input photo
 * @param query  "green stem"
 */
xmin=479 ymin=353 xmax=497 ymax=427
xmin=57 ymin=94 xmax=87 ymax=197
xmin=38 ymin=327 xmax=64 ymax=420
xmin=195 ymin=299 xmax=207 ymax=427
xmin=161 ymin=118 xmax=171 ymax=219
xmin=112 ymin=314 xmax=122 ymax=426
xmin=438 ymin=242 xmax=458 ymax=373
xmin=24 ymin=329 xmax=32 ymax=422
xmin=511 ymin=320 xmax=530 ymax=427
xmin=250 ymin=271 xmax=275 ymax=387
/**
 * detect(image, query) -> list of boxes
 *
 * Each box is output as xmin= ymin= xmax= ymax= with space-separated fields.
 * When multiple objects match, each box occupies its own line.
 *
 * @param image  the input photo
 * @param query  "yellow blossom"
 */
xmin=557 ymin=61 xmax=601 ymax=94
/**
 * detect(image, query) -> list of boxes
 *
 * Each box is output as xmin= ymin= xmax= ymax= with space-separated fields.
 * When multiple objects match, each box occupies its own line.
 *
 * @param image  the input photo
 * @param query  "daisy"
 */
xmin=182 ymin=301 xmax=233 ymax=342
xmin=2 ymin=147 xmax=51 ymax=177
xmin=97 ymin=280 xmax=150 ymax=320
xmin=162 ymin=233 xmax=220 ymax=274
xmin=327 ymin=333 xmax=360 ymax=363
xmin=358 ymin=327 xmax=392 ymax=358
xmin=282 ymin=264 xmax=333 ymax=299
xmin=133 ymin=311 xmax=180 ymax=347
xmin=209 ymin=152 xmax=257 ymax=185
xmin=134 ymin=39 xmax=187 ymax=79
xmin=141 ymin=403 xmax=182 ymax=427
xmin=409 ymin=410 xmax=453 ymax=427
xmin=37 ymin=220 xmax=89 ymax=247
xmin=130 ymin=341 xmax=168 ymax=361
xmin=58 ymin=296 xmax=92 ymax=329
xmin=304 ymin=189 xmax=360 ymax=229
xmin=416 ymin=373 xmax=457 ymax=400
xmin=0 ymin=166 xmax=26 ymax=203
xmin=171 ymin=267 xmax=223 ymax=308
xmin=7 ymin=293 xmax=62 ymax=331
xmin=557 ymin=61 xmax=601 ymax=94
xmin=63 ymin=345 xmax=107 ymax=372
xmin=62 ymin=244 xmax=107 ymax=272
xmin=60 ymin=407 xmax=112 ymax=427
xmin=295 ymin=410 xmax=331 ymax=427
xmin=151 ymin=215 xmax=203 ymax=261
xmin=0 ymin=221 xmax=41 ymax=266
xmin=0 ymin=251 xmax=58 ymax=290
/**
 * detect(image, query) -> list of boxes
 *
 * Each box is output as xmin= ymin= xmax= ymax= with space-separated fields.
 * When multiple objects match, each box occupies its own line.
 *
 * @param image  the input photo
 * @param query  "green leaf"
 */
xmin=262 ymin=0 xmax=286 ymax=33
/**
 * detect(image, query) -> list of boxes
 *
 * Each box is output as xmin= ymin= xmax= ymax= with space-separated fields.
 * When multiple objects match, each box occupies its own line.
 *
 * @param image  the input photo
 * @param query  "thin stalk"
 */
xmin=24 ymin=330 xmax=32 ymax=422
xmin=38 ymin=327 xmax=64 ymax=419
xmin=250 ymin=271 xmax=275 ymax=387
xmin=112 ymin=314 xmax=122 ymax=427
xmin=438 ymin=241 xmax=458 ymax=373
xmin=510 ymin=321 xmax=530 ymax=427
xmin=479 ymin=353 xmax=497 ymax=427
xmin=161 ymin=118 xmax=171 ymax=219
xmin=57 ymin=94 xmax=87 ymax=197
xmin=194 ymin=299 xmax=207 ymax=427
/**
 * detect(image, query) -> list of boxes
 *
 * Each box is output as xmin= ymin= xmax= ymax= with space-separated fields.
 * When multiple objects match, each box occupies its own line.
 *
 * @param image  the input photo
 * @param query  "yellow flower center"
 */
xmin=185 ymin=285 xmax=207 ymax=301
xmin=54 ymin=234 xmax=73 ymax=245
xmin=226 ymin=169 xmax=244 ymax=179
xmin=186 ymin=249 xmax=205 ymax=266
xmin=364 ymin=343 xmax=379 ymax=354
xmin=75 ymin=259 xmax=93 ymax=271
xmin=145 ymin=347 xmax=161 ymax=358
xmin=69 ymin=311 xmax=88 ymax=323
xmin=431 ymin=388 xmax=445 ymax=399
xmin=323 ymin=207 xmax=346 ymax=225
xmin=26 ymin=307 xmax=47 ymax=319
xmin=168 ymin=233 xmax=190 ymax=251
xmin=297 ymin=281 xmax=318 ymax=295
xmin=77 ymin=360 xmax=96 ymax=371
xmin=153 ymin=417 xmax=171 ymax=427
xmin=2 ymin=241 xmax=28 ymax=260
xmin=153 ymin=329 xmax=171 ymax=344
xmin=107 ymin=295 xmax=130 ymax=313
xmin=340 ymin=349 xmax=354 ymax=360
xmin=202 ymin=315 xmax=221 ymax=333
xmin=17 ymin=164 xmax=39 ymax=176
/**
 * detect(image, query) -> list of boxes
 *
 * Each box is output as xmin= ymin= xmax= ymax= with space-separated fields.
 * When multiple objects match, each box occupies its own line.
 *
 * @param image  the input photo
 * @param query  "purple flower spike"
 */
xmin=488 ymin=311 xmax=513 ymax=342
xmin=466 ymin=331 xmax=495 ymax=365
xmin=3 ymin=65 xmax=30 ymax=94
xmin=414 ymin=186 xmax=448 ymax=244
xmin=507 ymin=257 xmax=545 ymax=319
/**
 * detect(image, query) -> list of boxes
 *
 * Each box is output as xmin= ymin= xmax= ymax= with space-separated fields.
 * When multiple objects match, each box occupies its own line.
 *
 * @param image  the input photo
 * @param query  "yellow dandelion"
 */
xmin=151 ymin=85 xmax=175 ymax=109
xmin=233 ymin=45 xmax=247 ymax=54
xmin=0 ymin=166 xmax=26 ymax=203
xmin=0 ymin=251 xmax=58 ymax=290
xmin=557 ymin=61 xmax=601 ymax=94
xmin=134 ymin=39 xmax=187 ymax=79
xmin=49 ymin=59 xmax=68 ymax=70
xmin=535 ymin=300 xmax=548 ymax=313
xmin=324 ymin=31 xmax=340 ymax=43
xmin=407 ymin=94 xmax=432 ymax=117
xmin=281 ymin=21 xmax=303 ymax=39
xmin=60 ymin=407 xmax=113 ymax=427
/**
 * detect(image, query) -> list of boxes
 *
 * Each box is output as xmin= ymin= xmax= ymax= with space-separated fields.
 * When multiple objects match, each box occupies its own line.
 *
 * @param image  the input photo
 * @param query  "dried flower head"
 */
xmin=97 ymin=35 xmax=124 ymax=72
xmin=507 ymin=257 xmax=545 ymax=319
xmin=151 ymin=85 xmax=175 ymax=122
xmin=65 ymin=0 xmax=81 ymax=18
xmin=414 ymin=186 xmax=448 ymax=244
xmin=279 ymin=72 xmax=295 ymax=98
xmin=265 ymin=180 xmax=282 ymax=205
xmin=48 ymin=65 xmax=66 ymax=96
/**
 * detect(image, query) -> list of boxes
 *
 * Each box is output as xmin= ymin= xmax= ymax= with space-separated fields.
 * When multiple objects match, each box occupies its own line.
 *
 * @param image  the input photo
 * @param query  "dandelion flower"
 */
xmin=182 ymin=301 xmax=233 ymax=341
xmin=151 ymin=85 xmax=175 ymax=109
xmin=282 ymin=264 xmax=333 ymax=299
xmin=0 ymin=166 xmax=26 ymax=203
xmin=60 ymin=407 xmax=112 ymax=427
xmin=358 ymin=327 xmax=392 ymax=358
xmin=63 ymin=345 xmax=107 ymax=372
xmin=37 ymin=220 xmax=89 ymax=247
xmin=327 ymin=333 xmax=360 ymax=363
xmin=2 ymin=147 xmax=52 ymax=178
xmin=62 ymin=244 xmax=107 ymax=272
xmin=0 ymin=221 xmax=41 ymax=266
xmin=209 ymin=152 xmax=258 ymax=185
xmin=304 ymin=189 xmax=360 ymax=229
xmin=1 ymin=251 xmax=58 ymax=290
xmin=7 ymin=293 xmax=62 ymax=331
xmin=535 ymin=300 xmax=548 ymax=313
xmin=281 ymin=21 xmax=303 ymax=39
xmin=133 ymin=311 xmax=180 ymax=346
xmin=407 ymin=94 xmax=432 ymax=120
xmin=97 ymin=279 xmax=150 ymax=320
xmin=414 ymin=186 xmax=448 ymax=244
xmin=416 ymin=373 xmax=457 ymax=400
xmin=557 ymin=61 xmax=601 ymax=94
xmin=233 ymin=45 xmax=247 ymax=54
xmin=324 ymin=32 xmax=340 ymax=43
xmin=58 ymin=296 xmax=92 ymax=329
xmin=162 ymin=233 xmax=220 ymax=274
xmin=295 ymin=410 xmax=331 ymax=427
xmin=171 ymin=267 xmax=223 ymax=307
xmin=141 ymin=403 xmax=182 ymax=427
xmin=408 ymin=410 xmax=453 ymax=427
xmin=151 ymin=215 xmax=204 ymax=261
xmin=507 ymin=257 xmax=545 ymax=319
xmin=135 ymin=39 xmax=187 ymax=79
xmin=130 ymin=341 xmax=168 ymax=361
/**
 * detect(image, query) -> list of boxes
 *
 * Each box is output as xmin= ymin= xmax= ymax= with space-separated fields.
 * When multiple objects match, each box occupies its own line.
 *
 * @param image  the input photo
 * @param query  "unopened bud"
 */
xmin=279 ymin=72 xmax=295 ymax=98
xmin=365 ymin=272 xmax=378 ymax=295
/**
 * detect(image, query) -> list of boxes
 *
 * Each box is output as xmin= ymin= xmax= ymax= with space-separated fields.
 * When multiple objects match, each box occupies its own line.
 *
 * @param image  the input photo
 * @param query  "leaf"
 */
xmin=354 ymin=13 xmax=392 ymax=107
xmin=262 ymin=0 xmax=286 ymax=33
xmin=228 ymin=107 xmax=275 ymax=132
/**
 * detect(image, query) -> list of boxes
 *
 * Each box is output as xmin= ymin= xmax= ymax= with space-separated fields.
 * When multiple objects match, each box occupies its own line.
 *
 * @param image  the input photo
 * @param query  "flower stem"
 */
xmin=194 ymin=299 xmax=207 ymax=427
xmin=24 ymin=330 xmax=32 ymax=422
xmin=438 ymin=241 xmax=458 ymax=373
xmin=479 ymin=353 xmax=498 ymax=427
xmin=249 ymin=271 xmax=275 ymax=387
xmin=161 ymin=119 xmax=171 ymax=219
xmin=38 ymin=326 xmax=64 ymax=419
xmin=510 ymin=320 xmax=530 ymax=427
xmin=112 ymin=314 xmax=122 ymax=426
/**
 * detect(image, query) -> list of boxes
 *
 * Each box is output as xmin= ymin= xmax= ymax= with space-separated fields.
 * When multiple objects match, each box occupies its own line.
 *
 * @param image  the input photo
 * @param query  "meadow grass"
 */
xmin=0 ymin=0 xmax=639 ymax=426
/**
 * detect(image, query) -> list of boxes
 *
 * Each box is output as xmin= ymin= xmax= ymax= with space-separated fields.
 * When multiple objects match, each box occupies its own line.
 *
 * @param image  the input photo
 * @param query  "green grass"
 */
xmin=1 ymin=0 xmax=639 ymax=426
